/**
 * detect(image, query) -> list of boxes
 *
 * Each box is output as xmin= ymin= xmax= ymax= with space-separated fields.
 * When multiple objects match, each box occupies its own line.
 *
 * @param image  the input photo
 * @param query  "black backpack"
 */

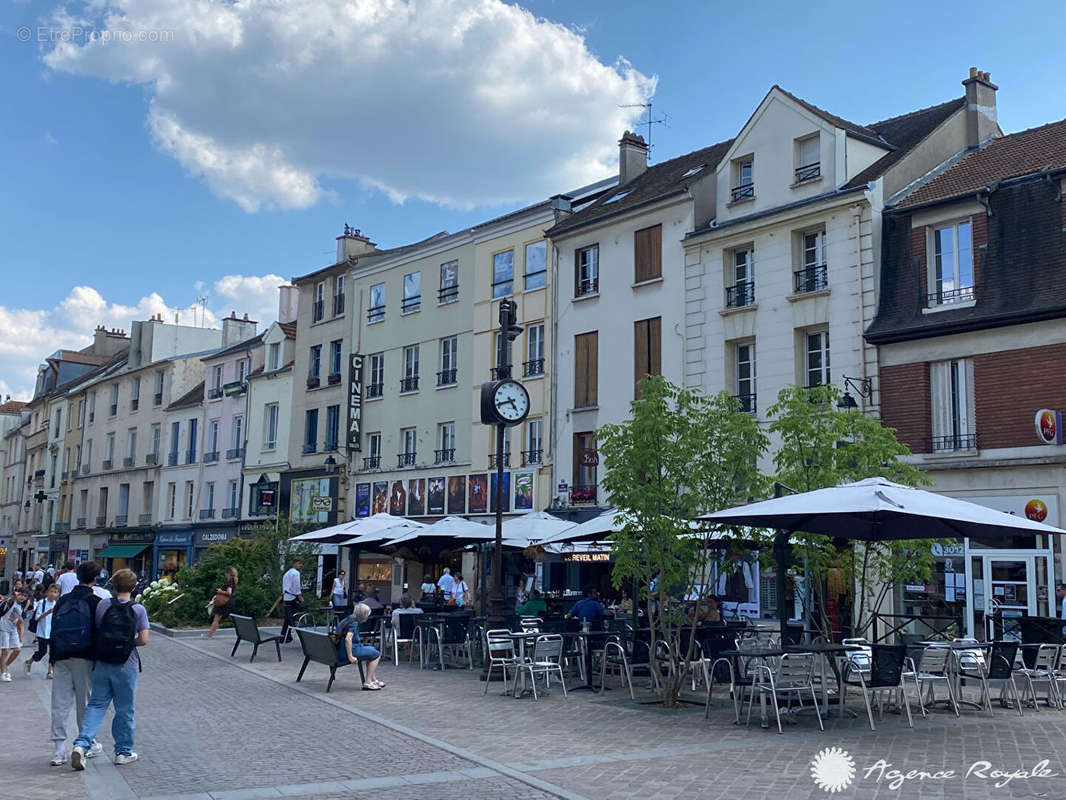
xmin=95 ymin=601 xmax=138 ymax=665
xmin=51 ymin=595 xmax=95 ymax=658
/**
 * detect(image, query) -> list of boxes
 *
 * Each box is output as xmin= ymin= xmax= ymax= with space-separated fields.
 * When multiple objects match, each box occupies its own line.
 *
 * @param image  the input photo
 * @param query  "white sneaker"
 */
xmin=70 ymin=746 xmax=85 ymax=771
xmin=87 ymin=740 xmax=103 ymax=758
xmin=50 ymin=750 xmax=66 ymax=767
xmin=114 ymin=753 xmax=138 ymax=766
xmin=0 ymin=672 xmax=11 ymax=682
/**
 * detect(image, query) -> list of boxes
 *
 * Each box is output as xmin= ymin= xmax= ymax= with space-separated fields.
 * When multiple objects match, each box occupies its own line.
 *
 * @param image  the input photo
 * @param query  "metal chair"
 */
xmin=429 ymin=614 xmax=474 ymax=670
xmin=958 ymin=641 xmax=1022 ymax=716
xmin=746 ymin=652 xmax=824 ymax=734
xmin=702 ymin=653 xmax=754 ymax=724
xmin=599 ymin=632 xmax=655 ymax=699
xmin=843 ymin=645 xmax=913 ymax=731
xmin=483 ymin=629 xmax=518 ymax=695
xmin=1015 ymin=644 xmax=1061 ymax=710
xmin=915 ymin=645 xmax=959 ymax=716
xmin=512 ymin=634 xmax=568 ymax=700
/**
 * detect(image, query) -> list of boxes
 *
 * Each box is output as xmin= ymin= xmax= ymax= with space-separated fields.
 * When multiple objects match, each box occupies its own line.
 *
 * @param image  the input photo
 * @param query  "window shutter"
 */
xmin=634 ymin=320 xmax=648 ymax=397
xmin=929 ymin=361 xmax=950 ymax=440
xmin=648 ymin=316 xmax=661 ymax=379
xmin=574 ymin=332 xmax=598 ymax=407
xmin=634 ymin=225 xmax=662 ymax=283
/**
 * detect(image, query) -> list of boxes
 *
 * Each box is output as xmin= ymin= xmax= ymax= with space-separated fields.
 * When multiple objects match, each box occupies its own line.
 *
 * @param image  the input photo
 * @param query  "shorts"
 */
xmin=0 ymin=631 xmax=22 ymax=649
xmin=351 ymin=645 xmax=381 ymax=661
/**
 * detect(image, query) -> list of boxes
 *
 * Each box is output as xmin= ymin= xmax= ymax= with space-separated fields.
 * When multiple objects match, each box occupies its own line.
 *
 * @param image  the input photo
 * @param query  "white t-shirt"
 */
xmin=450 ymin=580 xmax=469 ymax=606
xmin=35 ymin=598 xmax=56 ymax=639
xmin=57 ymin=572 xmax=79 ymax=596
xmin=33 ymin=569 xmax=45 ymax=585
xmin=92 ymin=585 xmax=112 ymax=600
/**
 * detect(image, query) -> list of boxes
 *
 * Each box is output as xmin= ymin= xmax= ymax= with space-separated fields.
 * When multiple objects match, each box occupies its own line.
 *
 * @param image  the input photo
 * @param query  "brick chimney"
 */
xmin=618 ymin=130 xmax=649 ymax=186
xmin=336 ymin=225 xmax=377 ymax=262
xmin=962 ymin=67 xmax=998 ymax=150
xmin=221 ymin=311 xmax=257 ymax=347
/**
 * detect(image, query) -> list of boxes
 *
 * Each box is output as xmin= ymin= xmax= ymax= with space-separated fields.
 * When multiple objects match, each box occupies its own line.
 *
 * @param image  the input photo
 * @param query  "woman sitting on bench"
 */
xmin=336 ymin=603 xmax=384 ymax=691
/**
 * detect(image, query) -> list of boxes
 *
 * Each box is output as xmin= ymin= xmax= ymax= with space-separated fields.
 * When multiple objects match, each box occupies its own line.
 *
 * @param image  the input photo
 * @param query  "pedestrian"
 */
xmin=205 ymin=567 xmax=238 ymax=639
xmin=280 ymin=557 xmax=303 ymax=644
xmin=448 ymin=572 xmax=470 ymax=607
xmin=419 ymin=574 xmax=435 ymax=599
xmin=0 ymin=586 xmax=28 ymax=681
xmin=436 ymin=567 xmax=455 ymax=597
xmin=49 ymin=560 xmax=105 ymax=766
xmin=331 ymin=570 xmax=347 ymax=610
xmin=25 ymin=583 xmax=60 ymax=678
xmin=71 ymin=568 xmax=149 ymax=769
xmin=33 ymin=563 xmax=45 ymax=587
xmin=334 ymin=603 xmax=383 ymax=691
xmin=56 ymin=561 xmax=78 ymax=596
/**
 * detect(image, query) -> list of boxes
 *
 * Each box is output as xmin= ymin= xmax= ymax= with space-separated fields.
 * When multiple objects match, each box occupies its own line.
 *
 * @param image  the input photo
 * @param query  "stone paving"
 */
xmin=3 ymin=629 xmax=1066 ymax=799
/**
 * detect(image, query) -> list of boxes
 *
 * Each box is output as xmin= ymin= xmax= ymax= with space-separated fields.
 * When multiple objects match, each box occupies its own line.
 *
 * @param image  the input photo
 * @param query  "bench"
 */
xmin=295 ymin=628 xmax=365 ymax=693
xmin=230 ymin=614 xmax=284 ymax=663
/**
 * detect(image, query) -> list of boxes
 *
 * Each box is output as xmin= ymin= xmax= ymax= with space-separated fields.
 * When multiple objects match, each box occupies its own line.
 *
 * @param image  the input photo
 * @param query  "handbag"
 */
xmin=213 ymin=590 xmax=231 ymax=607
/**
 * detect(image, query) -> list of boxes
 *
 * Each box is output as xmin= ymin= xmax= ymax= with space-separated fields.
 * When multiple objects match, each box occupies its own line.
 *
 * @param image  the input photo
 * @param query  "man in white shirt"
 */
xmin=280 ymin=558 xmax=303 ymax=643
xmin=33 ymin=565 xmax=46 ymax=586
xmin=436 ymin=568 xmax=455 ymax=597
xmin=57 ymin=561 xmax=79 ymax=596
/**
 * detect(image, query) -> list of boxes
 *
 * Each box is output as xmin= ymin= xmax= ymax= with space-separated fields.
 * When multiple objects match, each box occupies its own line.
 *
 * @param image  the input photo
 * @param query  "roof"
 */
xmin=292 ymin=232 xmax=451 ymax=285
xmin=48 ymin=350 xmax=111 ymax=368
xmin=166 ymin=381 xmax=204 ymax=411
xmin=774 ymin=86 xmax=885 ymax=147
xmin=203 ymin=332 xmax=264 ymax=362
xmin=279 ymin=321 xmax=297 ymax=340
xmin=896 ymin=118 xmax=1066 ymax=208
xmin=0 ymin=400 xmax=26 ymax=414
xmin=546 ymin=139 xmax=735 ymax=237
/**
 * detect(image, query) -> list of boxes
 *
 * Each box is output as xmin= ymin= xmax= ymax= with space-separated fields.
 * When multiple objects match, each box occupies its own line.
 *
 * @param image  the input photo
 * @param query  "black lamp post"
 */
xmin=837 ymin=375 xmax=873 ymax=410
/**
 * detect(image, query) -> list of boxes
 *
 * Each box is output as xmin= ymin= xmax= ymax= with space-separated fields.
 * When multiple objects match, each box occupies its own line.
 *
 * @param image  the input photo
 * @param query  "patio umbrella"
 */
xmin=501 ymin=511 xmax=576 ymax=547
xmin=381 ymin=515 xmax=494 ymax=547
xmin=534 ymin=508 xmax=630 ymax=545
xmin=288 ymin=519 xmax=364 ymax=543
xmin=334 ymin=514 xmax=428 ymax=548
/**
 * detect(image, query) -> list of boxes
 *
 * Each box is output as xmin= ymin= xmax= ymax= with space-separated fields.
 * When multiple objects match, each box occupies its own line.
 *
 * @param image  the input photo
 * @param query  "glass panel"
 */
xmin=525 ymin=241 xmax=546 ymax=290
xmin=493 ymin=250 xmax=514 ymax=298
xmin=934 ymin=227 xmax=954 ymax=293
xmin=989 ymin=560 xmax=1027 ymax=582
xmin=957 ymin=221 xmax=973 ymax=289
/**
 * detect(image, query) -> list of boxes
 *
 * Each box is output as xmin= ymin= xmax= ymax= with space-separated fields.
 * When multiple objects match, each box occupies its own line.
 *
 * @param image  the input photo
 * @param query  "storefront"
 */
xmin=153 ymin=531 xmax=194 ymax=580
xmin=194 ymin=528 xmax=237 ymax=560
xmin=97 ymin=531 xmax=154 ymax=579
xmin=47 ymin=534 xmax=68 ymax=568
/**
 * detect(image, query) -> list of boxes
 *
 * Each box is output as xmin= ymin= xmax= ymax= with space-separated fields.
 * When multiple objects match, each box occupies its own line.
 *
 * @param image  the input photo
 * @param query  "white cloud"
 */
xmin=41 ymin=0 xmax=655 ymax=211
xmin=0 ymin=277 xmax=283 ymax=401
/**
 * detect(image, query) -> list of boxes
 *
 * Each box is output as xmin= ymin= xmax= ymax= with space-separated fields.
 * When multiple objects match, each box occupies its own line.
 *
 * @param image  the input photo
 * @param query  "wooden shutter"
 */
xmin=635 ymin=225 xmax=662 ymax=283
xmin=574 ymin=332 xmax=598 ymax=407
xmin=634 ymin=317 xmax=662 ymax=396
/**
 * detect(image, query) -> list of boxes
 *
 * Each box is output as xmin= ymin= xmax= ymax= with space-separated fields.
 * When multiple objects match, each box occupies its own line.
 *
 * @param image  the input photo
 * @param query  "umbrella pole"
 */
xmin=774 ymin=531 xmax=790 ymax=639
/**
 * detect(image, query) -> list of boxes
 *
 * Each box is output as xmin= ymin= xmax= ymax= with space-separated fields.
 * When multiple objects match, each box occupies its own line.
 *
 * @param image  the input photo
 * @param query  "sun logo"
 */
xmin=810 ymin=746 xmax=856 ymax=793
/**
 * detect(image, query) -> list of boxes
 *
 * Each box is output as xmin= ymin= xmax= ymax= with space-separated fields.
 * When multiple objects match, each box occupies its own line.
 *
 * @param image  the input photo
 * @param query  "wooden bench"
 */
xmin=230 ymin=614 xmax=284 ymax=663
xmin=295 ymin=628 xmax=365 ymax=693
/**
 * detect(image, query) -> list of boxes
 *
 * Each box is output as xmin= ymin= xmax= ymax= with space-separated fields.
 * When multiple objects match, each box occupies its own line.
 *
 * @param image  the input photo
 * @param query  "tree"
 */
xmin=598 ymin=376 xmax=768 ymax=706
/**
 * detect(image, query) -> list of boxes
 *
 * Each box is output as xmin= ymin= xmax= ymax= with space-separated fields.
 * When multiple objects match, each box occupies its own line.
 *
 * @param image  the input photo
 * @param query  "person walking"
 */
xmin=206 ymin=567 xmax=239 ymax=639
xmin=71 ymin=568 xmax=149 ymax=769
xmin=25 ymin=583 xmax=60 ymax=677
xmin=332 ymin=570 xmax=347 ymax=610
xmin=0 ymin=586 xmax=28 ymax=681
xmin=449 ymin=572 xmax=470 ymax=607
xmin=436 ymin=567 xmax=455 ymax=598
xmin=280 ymin=558 xmax=303 ymax=644
xmin=56 ymin=561 xmax=78 ymax=596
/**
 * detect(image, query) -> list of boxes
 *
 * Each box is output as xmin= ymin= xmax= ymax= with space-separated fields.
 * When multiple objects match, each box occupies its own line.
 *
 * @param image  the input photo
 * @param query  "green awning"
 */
xmin=97 ymin=544 xmax=150 ymax=559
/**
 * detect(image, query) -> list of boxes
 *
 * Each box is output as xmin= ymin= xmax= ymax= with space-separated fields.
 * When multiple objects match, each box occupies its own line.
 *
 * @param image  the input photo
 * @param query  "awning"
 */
xmin=97 ymin=544 xmax=150 ymax=559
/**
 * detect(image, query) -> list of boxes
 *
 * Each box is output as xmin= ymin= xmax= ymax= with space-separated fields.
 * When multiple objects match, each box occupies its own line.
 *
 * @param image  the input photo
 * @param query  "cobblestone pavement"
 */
xmin=4 ymin=630 xmax=1066 ymax=800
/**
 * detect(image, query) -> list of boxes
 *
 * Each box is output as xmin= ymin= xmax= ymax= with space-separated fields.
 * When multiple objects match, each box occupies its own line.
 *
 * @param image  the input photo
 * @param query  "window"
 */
xmin=575 ymin=245 xmax=599 ymax=296
xmin=105 ymin=432 xmax=115 ymax=467
xmin=210 ymin=365 xmax=223 ymax=398
xmin=127 ymin=428 xmax=137 ymax=462
xmin=795 ymin=134 xmax=820 ymax=183
xmin=805 ymin=330 xmax=830 ymax=387
xmin=574 ymin=331 xmax=598 ymax=408
xmin=492 ymin=250 xmax=514 ymax=299
xmin=227 ymin=480 xmax=239 ymax=515
xmin=154 ymin=370 xmax=164 ymax=405
xmin=365 ymin=432 xmax=381 ymax=469
xmin=264 ymin=403 xmax=279 ymax=450
xmin=313 ymin=281 xmax=325 ymax=323
xmin=309 ymin=345 xmax=322 ymax=380
xmin=333 ymin=274 xmax=345 ymax=316
xmin=231 ymin=416 xmax=244 ymax=456
xmin=524 ymin=323 xmax=545 ymax=377
xmin=727 ymin=246 xmax=755 ymax=308
xmin=185 ymin=481 xmax=194 ymax=519
xmin=436 ymin=422 xmax=455 ymax=464
xmin=325 ymin=405 xmax=340 ymax=451
xmin=207 ymin=420 xmax=220 ymax=460
xmin=524 ymin=241 xmax=547 ymax=291
xmin=368 ymin=353 xmax=384 ymax=398
xmin=109 ymin=384 xmax=119 ymax=417
xmin=930 ymin=359 xmax=976 ymax=451
xmin=169 ymin=421 xmax=180 ymax=465
xmin=438 ymin=337 xmax=458 ymax=386
xmin=439 ymin=260 xmax=459 ymax=303
xmin=166 ymin=483 xmax=176 ymax=520
xmin=187 ymin=418 xmax=198 ymax=463
xmin=329 ymin=340 xmax=343 ymax=377
xmin=98 ymin=487 xmax=108 ymax=522
xmin=237 ymin=359 xmax=248 ymax=383
xmin=735 ymin=342 xmax=756 ymax=413
xmin=731 ymin=156 xmax=754 ymax=201
xmin=150 ymin=423 xmax=161 ymax=458
xmin=402 ymin=345 xmax=419 ymax=392
xmin=118 ymin=483 xmax=130 ymax=517
xmin=88 ymin=391 xmax=96 ymax=424
xmin=142 ymin=482 xmax=154 ymax=521
xmin=269 ymin=342 xmax=280 ymax=371
xmin=402 ymin=272 xmax=421 ymax=313
xmin=795 ymin=229 xmax=827 ymax=293
xmin=368 ymin=282 xmax=386 ymax=322
xmin=634 ymin=225 xmax=662 ymax=283
xmin=399 ymin=427 xmax=417 ymax=466
xmin=634 ymin=317 xmax=662 ymax=397
xmin=929 ymin=220 xmax=974 ymax=305
xmin=54 ymin=407 xmax=62 ymax=432
xmin=130 ymin=378 xmax=140 ymax=411
xmin=78 ymin=400 xmax=85 ymax=427
xmin=204 ymin=482 xmax=215 ymax=517
xmin=572 ymin=432 xmax=597 ymax=502
xmin=304 ymin=409 xmax=319 ymax=453
xmin=524 ymin=418 xmax=543 ymax=465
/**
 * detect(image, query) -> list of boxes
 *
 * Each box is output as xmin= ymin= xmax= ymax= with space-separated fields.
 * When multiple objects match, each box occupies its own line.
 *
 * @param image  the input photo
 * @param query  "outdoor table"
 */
xmin=562 ymin=630 xmax=612 ymax=693
xmin=785 ymin=643 xmax=852 ymax=717
xmin=413 ymin=615 xmax=450 ymax=669
xmin=720 ymin=647 xmax=789 ymax=728
xmin=916 ymin=641 xmax=996 ymax=710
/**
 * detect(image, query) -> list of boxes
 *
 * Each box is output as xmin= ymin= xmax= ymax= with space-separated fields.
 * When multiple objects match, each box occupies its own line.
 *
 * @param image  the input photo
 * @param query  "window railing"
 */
xmin=72 ymin=469 xmax=79 ymax=478
xmin=303 ymin=442 xmax=317 ymax=454
xmin=437 ymin=369 xmax=457 ymax=386
xmin=138 ymin=513 xmax=152 ymax=525
xmin=523 ymin=359 xmax=544 ymax=377
xmin=794 ymin=163 xmax=821 ymax=183
xmin=333 ymin=293 xmax=345 ymax=316
xmin=794 ymin=264 xmax=828 ymax=294
xmin=926 ymin=285 xmax=975 ymax=306
xmin=95 ymin=515 xmax=107 ymax=527
xmin=114 ymin=515 xmax=128 ymax=527
xmin=102 ymin=460 xmax=113 ymax=471
xmin=726 ymin=280 xmax=755 ymax=308
xmin=570 ymin=485 xmax=597 ymax=505
xmin=145 ymin=453 xmax=158 ymax=466
xmin=327 ymin=372 xmax=342 ymax=385
xmin=363 ymin=455 xmax=381 ymax=470
xmin=733 ymin=393 xmax=757 ymax=414
xmin=489 ymin=451 xmax=511 ymax=468
xmin=434 ymin=448 xmax=455 ymax=465
xmin=221 ymin=507 xmax=239 ymax=519
xmin=312 ymin=299 xmax=324 ymax=323
xmin=367 ymin=305 xmax=386 ymax=323
xmin=522 ymin=449 xmax=543 ymax=466
xmin=400 ymin=376 xmax=419 ymax=393
xmin=398 ymin=452 xmax=417 ymax=468
xmin=438 ymin=285 xmax=459 ymax=304
xmin=576 ymin=276 xmax=599 ymax=297
xmin=306 ymin=376 xmax=320 ymax=389
xmin=76 ymin=517 xmax=87 ymax=529
xmin=153 ymin=392 xmax=163 ymax=406
xmin=366 ymin=382 xmax=383 ymax=399
xmin=490 ymin=366 xmax=509 ymax=380
xmin=205 ymin=451 xmax=220 ymax=464
xmin=401 ymin=295 xmax=421 ymax=313
xmin=167 ymin=453 xmax=178 ymax=466
xmin=324 ymin=439 xmax=338 ymax=452
xmin=226 ymin=447 xmax=244 ymax=460
xmin=928 ymin=433 xmax=978 ymax=453
xmin=731 ymin=182 xmax=754 ymax=202
xmin=82 ymin=463 xmax=92 ymax=474
xmin=186 ymin=451 xmax=197 ymax=465
xmin=123 ymin=457 xmax=135 ymax=468
xmin=199 ymin=509 xmax=215 ymax=520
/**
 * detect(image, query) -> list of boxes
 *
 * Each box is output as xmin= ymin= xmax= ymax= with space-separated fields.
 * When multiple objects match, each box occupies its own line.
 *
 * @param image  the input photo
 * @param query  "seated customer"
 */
xmin=690 ymin=594 xmax=721 ymax=623
xmin=390 ymin=593 xmax=423 ymax=630
xmin=518 ymin=590 xmax=547 ymax=617
xmin=566 ymin=587 xmax=611 ymax=627
xmin=335 ymin=603 xmax=384 ymax=691
xmin=363 ymin=589 xmax=384 ymax=611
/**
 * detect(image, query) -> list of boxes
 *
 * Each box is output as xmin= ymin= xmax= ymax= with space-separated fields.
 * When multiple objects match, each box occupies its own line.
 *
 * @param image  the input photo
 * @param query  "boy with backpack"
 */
xmin=50 ymin=561 xmax=105 ymax=766
xmin=0 ymin=586 xmax=28 ymax=681
xmin=71 ymin=568 xmax=149 ymax=769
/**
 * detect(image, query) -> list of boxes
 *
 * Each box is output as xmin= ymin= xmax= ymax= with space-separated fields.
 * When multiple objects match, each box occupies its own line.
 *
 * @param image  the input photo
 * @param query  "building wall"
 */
xmin=242 ymin=324 xmax=294 ymax=520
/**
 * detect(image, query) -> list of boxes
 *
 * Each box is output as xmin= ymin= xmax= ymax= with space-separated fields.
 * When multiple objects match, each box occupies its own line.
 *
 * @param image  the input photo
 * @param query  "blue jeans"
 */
xmin=74 ymin=663 xmax=138 ymax=755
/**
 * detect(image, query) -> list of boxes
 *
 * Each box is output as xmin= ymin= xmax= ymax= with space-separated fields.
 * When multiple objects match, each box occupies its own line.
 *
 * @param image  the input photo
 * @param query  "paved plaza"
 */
xmin=3 ymin=631 xmax=1066 ymax=800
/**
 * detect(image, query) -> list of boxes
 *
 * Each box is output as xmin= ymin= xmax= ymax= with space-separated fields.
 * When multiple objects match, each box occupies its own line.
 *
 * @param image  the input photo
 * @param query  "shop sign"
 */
xmin=579 ymin=449 xmax=599 ymax=467
xmin=156 ymin=532 xmax=193 ymax=547
xmin=1035 ymin=409 xmax=1063 ymax=445
xmin=931 ymin=542 xmax=964 ymax=557
xmin=347 ymin=353 xmax=364 ymax=451
xmin=195 ymin=529 xmax=235 ymax=548
xmin=564 ymin=552 xmax=611 ymax=562
xmin=311 ymin=496 xmax=333 ymax=512
xmin=108 ymin=531 xmax=153 ymax=544
xmin=238 ymin=521 xmax=273 ymax=538
xmin=964 ymin=494 xmax=1059 ymax=527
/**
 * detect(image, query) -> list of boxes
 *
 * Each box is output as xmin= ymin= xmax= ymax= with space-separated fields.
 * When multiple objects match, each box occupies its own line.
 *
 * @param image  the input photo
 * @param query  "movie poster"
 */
xmin=427 ymin=477 xmax=445 ymax=515
xmin=389 ymin=481 xmax=407 ymax=516
xmin=372 ymin=481 xmax=389 ymax=515
xmin=490 ymin=472 xmax=511 ymax=513
xmin=355 ymin=483 xmax=371 ymax=517
xmin=468 ymin=473 xmax=488 ymax=514
xmin=407 ymin=479 xmax=426 ymax=516
xmin=513 ymin=472 xmax=534 ymax=511
xmin=291 ymin=477 xmax=331 ymax=523
xmin=447 ymin=476 xmax=466 ymax=515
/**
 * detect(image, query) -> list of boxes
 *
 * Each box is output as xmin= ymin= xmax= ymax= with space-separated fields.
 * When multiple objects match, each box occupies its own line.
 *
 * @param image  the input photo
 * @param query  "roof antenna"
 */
xmin=618 ymin=101 xmax=669 ymax=159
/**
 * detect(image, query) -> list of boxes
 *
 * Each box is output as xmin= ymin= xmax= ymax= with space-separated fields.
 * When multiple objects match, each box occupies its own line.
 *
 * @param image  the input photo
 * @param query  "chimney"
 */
xmin=550 ymin=194 xmax=573 ymax=223
xmin=336 ymin=224 xmax=377 ymax=262
xmin=277 ymin=284 xmax=298 ymax=324
xmin=221 ymin=311 xmax=257 ymax=347
xmin=618 ymin=130 xmax=649 ymax=186
xmin=962 ymin=67 xmax=998 ymax=150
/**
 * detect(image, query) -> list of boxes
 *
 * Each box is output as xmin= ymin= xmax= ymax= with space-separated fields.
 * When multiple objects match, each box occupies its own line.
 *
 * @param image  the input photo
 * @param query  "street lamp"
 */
xmin=837 ymin=375 xmax=873 ymax=410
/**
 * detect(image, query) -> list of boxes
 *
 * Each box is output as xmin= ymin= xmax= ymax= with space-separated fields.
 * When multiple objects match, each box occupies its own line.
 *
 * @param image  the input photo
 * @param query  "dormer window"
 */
xmin=731 ymin=157 xmax=754 ymax=202
xmin=794 ymin=134 xmax=821 ymax=183
xmin=927 ymin=220 xmax=974 ymax=306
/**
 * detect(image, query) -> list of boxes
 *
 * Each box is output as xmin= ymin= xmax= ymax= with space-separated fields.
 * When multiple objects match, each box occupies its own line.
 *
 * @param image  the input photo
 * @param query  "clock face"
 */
xmin=493 ymin=380 xmax=530 ymax=423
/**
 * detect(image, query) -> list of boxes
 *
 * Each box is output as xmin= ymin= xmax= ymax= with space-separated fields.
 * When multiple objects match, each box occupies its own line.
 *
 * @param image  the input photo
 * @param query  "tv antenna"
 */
xmin=195 ymin=295 xmax=208 ymax=327
xmin=618 ymin=101 xmax=669 ymax=157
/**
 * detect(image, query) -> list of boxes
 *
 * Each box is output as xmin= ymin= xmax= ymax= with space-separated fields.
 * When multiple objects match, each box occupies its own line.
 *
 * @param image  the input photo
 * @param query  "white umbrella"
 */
xmin=334 ymin=514 xmax=428 ymax=547
xmin=382 ymin=515 xmax=494 ymax=547
xmin=288 ymin=519 xmax=364 ymax=543
xmin=501 ymin=511 xmax=576 ymax=546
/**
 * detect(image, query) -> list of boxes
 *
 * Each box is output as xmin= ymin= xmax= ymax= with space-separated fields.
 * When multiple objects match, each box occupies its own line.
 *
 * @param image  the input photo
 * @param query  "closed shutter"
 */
xmin=574 ymin=332 xmax=598 ymax=408
xmin=634 ymin=225 xmax=662 ymax=283
xmin=634 ymin=317 xmax=662 ymax=397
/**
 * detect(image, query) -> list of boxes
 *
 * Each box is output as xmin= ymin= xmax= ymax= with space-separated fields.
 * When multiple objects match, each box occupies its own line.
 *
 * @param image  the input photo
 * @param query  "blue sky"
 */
xmin=1 ymin=0 xmax=1065 ymax=398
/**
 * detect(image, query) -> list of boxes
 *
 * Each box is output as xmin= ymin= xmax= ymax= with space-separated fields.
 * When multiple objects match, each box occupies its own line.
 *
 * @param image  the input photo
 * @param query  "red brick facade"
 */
xmin=879 ymin=362 xmax=931 ymax=453
xmin=973 ymin=342 xmax=1066 ymax=449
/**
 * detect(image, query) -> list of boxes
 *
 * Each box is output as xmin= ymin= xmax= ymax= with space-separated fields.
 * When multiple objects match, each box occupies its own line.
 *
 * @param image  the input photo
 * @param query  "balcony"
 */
xmin=221 ymin=507 xmax=239 ymax=519
xmin=400 ymin=376 xmax=419 ymax=393
xmin=167 ymin=453 xmax=179 ymax=467
xmin=726 ymin=281 xmax=755 ymax=309
xmin=306 ymin=376 xmax=320 ymax=389
xmin=53 ymin=522 xmax=70 ymax=534
xmin=401 ymin=295 xmax=421 ymax=314
xmin=138 ymin=513 xmax=153 ymax=525
xmin=95 ymin=515 xmax=107 ymax=527
xmin=794 ymin=264 xmax=828 ymax=294
xmin=366 ymin=383 xmax=383 ymax=399
xmin=145 ymin=453 xmax=158 ymax=466
xmin=302 ymin=443 xmax=317 ymax=454
xmin=199 ymin=509 xmax=216 ymax=520
xmin=333 ymin=293 xmax=345 ymax=316
xmin=928 ymin=433 xmax=978 ymax=453
xmin=223 ymin=380 xmax=246 ymax=396
xmin=185 ymin=452 xmax=197 ymax=465
xmin=522 ymin=449 xmax=543 ymax=466
xmin=327 ymin=372 xmax=342 ymax=385
xmin=794 ymin=162 xmax=821 ymax=183
xmin=362 ymin=455 xmax=382 ymax=470
xmin=570 ymin=485 xmax=597 ymax=505
xmin=438 ymin=285 xmax=459 ymax=304
xmin=437 ymin=369 xmax=457 ymax=387
xmin=102 ymin=460 xmax=113 ymax=471
xmin=434 ymin=448 xmax=455 ymax=465
xmin=733 ymin=393 xmax=757 ymax=414
xmin=367 ymin=305 xmax=385 ymax=323
xmin=123 ymin=457 xmax=135 ymax=468
xmin=926 ymin=285 xmax=976 ymax=307
xmin=153 ymin=392 xmax=163 ymax=406
xmin=489 ymin=451 xmax=511 ymax=469
xmin=576 ymin=276 xmax=599 ymax=297
xmin=731 ymin=182 xmax=754 ymax=202
xmin=114 ymin=515 xmax=128 ymax=527
xmin=312 ymin=299 xmax=324 ymax=323
xmin=76 ymin=517 xmax=87 ymax=529
xmin=490 ymin=366 xmax=511 ymax=380
xmin=397 ymin=452 xmax=416 ymax=468
xmin=205 ymin=451 xmax=220 ymax=464
xmin=523 ymin=359 xmax=545 ymax=377
xmin=226 ymin=447 xmax=244 ymax=460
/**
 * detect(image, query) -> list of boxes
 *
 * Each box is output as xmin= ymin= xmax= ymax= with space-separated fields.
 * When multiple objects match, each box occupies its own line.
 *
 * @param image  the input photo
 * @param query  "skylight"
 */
xmin=682 ymin=164 xmax=706 ymax=179
xmin=603 ymin=190 xmax=631 ymax=205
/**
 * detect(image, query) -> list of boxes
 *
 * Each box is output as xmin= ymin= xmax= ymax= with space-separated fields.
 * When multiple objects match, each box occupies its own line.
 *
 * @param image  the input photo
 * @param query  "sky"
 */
xmin=2 ymin=0 xmax=1065 ymax=400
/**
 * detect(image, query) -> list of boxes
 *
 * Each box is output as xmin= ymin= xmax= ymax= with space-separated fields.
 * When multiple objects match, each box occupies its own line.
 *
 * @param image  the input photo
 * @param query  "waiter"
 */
xmin=280 ymin=557 xmax=304 ymax=644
